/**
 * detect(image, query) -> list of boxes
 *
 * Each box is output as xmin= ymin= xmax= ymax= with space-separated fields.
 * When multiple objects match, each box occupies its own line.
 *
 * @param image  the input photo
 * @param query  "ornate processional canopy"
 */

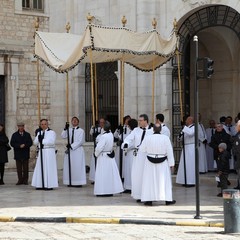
xmin=34 ymin=21 xmax=178 ymax=73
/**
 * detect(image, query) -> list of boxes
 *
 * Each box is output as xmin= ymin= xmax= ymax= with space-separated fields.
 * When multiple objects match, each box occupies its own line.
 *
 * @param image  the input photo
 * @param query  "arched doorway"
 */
xmin=172 ymin=4 xmax=240 ymax=164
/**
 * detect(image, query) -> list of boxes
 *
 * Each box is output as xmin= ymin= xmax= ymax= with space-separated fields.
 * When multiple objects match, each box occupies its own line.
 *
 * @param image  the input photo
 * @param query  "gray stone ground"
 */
xmin=0 ymin=170 xmax=239 ymax=239
xmin=0 ymin=222 xmax=239 ymax=240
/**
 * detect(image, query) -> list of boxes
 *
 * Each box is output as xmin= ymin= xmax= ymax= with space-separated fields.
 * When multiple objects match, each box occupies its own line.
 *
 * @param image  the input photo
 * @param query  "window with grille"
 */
xmin=22 ymin=0 xmax=44 ymax=12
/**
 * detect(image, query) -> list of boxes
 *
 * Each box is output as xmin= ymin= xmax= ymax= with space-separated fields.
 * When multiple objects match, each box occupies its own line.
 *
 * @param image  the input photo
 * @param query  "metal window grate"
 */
xmin=22 ymin=0 xmax=44 ymax=12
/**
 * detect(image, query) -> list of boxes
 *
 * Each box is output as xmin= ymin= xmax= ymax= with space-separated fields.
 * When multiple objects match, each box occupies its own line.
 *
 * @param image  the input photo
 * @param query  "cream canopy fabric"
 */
xmin=35 ymin=24 xmax=178 ymax=72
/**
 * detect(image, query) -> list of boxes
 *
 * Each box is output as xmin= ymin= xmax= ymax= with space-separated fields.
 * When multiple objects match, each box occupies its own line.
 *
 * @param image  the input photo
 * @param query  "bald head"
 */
xmin=186 ymin=116 xmax=194 ymax=126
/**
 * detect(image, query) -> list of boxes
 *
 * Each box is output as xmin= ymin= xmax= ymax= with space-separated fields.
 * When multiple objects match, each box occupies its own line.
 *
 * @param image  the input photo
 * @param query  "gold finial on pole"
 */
xmin=173 ymin=18 xmax=178 ymax=33
xmin=152 ymin=18 xmax=157 ymax=29
xmin=66 ymin=22 xmax=71 ymax=33
xmin=35 ymin=17 xmax=39 ymax=31
xmin=121 ymin=15 xmax=127 ymax=27
xmin=87 ymin=12 xmax=94 ymax=24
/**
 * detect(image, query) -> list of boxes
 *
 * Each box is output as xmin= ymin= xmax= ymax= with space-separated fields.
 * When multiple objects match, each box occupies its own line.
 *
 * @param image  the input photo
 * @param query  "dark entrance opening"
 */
xmin=85 ymin=62 xmax=118 ymax=141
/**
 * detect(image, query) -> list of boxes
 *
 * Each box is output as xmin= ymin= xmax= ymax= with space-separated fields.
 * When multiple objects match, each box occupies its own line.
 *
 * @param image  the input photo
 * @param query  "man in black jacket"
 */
xmin=216 ymin=143 xmax=231 ymax=197
xmin=209 ymin=123 xmax=232 ymax=161
xmin=10 ymin=122 xmax=33 ymax=185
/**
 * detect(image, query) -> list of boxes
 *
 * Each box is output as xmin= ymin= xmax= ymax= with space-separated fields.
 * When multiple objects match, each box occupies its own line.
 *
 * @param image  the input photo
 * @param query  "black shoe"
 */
xmin=91 ymin=182 xmax=95 ymax=185
xmin=144 ymin=201 xmax=152 ymax=206
xmin=68 ymin=185 xmax=82 ymax=188
xmin=123 ymin=189 xmax=131 ymax=194
xmin=44 ymin=188 xmax=53 ymax=191
xmin=182 ymin=184 xmax=195 ymax=188
xmin=16 ymin=181 xmax=23 ymax=185
xmin=0 ymin=180 xmax=4 ymax=185
xmin=96 ymin=194 xmax=113 ymax=197
xmin=166 ymin=200 xmax=176 ymax=205
xmin=136 ymin=199 xmax=141 ymax=203
xmin=217 ymin=193 xmax=222 ymax=197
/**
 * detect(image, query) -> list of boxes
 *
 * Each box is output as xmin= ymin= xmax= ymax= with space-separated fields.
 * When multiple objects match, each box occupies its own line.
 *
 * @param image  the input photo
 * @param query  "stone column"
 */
xmin=155 ymin=62 xmax=173 ymax=130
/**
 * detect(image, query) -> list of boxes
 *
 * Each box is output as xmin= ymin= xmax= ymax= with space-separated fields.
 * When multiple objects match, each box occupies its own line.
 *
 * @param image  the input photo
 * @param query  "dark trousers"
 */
xmin=0 ymin=163 xmax=5 ymax=181
xmin=220 ymin=173 xmax=228 ymax=192
xmin=16 ymin=159 xmax=29 ymax=184
xmin=236 ymin=169 xmax=240 ymax=187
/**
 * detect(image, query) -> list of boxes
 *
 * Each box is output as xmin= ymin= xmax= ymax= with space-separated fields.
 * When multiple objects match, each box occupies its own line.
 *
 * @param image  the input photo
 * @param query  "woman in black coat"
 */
xmin=0 ymin=123 xmax=9 ymax=185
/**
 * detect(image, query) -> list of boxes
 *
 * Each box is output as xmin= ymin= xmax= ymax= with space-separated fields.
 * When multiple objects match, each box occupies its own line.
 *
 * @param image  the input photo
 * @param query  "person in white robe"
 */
xmin=122 ymin=118 xmax=138 ymax=193
xmin=113 ymin=115 xmax=131 ymax=173
xmin=176 ymin=116 xmax=195 ymax=187
xmin=89 ymin=118 xmax=105 ymax=182
xmin=122 ymin=114 xmax=153 ymax=201
xmin=155 ymin=113 xmax=170 ymax=138
xmin=205 ymin=120 xmax=216 ymax=171
xmin=32 ymin=119 xmax=58 ymax=190
xmin=140 ymin=123 xmax=176 ymax=206
xmin=61 ymin=116 xmax=86 ymax=187
xmin=94 ymin=121 xmax=123 ymax=196
xmin=198 ymin=118 xmax=208 ymax=173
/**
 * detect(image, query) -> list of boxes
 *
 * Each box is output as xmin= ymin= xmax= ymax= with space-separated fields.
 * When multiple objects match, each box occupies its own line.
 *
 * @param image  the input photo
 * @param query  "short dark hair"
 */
xmin=123 ymin=115 xmax=131 ymax=124
xmin=139 ymin=114 xmax=148 ymax=123
xmin=156 ymin=113 xmax=164 ymax=122
xmin=153 ymin=124 xmax=162 ymax=133
xmin=40 ymin=118 xmax=48 ymax=123
xmin=104 ymin=121 xmax=111 ymax=132
xmin=219 ymin=116 xmax=226 ymax=123
xmin=128 ymin=119 xmax=138 ymax=130
xmin=72 ymin=116 xmax=79 ymax=123
xmin=0 ymin=123 xmax=6 ymax=135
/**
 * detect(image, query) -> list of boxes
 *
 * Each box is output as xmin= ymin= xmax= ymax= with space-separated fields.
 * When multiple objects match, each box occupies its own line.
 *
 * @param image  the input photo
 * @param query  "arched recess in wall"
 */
xmin=172 ymin=4 xmax=240 ymax=164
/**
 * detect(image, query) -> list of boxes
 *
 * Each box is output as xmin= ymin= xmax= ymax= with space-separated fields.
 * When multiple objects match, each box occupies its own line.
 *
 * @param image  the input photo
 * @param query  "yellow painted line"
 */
xmin=0 ymin=216 xmax=15 ymax=222
xmin=66 ymin=217 xmax=120 ymax=224
xmin=209 ymin=222 xmax=224 ymax=228
xmin=176 ymin=221 xmax=209 ymax=227
xmin=176 ymin=221 xmax=224 ymax=227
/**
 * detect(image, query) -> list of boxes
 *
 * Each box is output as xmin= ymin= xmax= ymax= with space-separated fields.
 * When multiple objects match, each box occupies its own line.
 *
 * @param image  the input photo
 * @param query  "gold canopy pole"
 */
xmin=151 ymin=18 xmax=157 ymax=123
xmin=94 ymin=64 xmax=98 ymax=121
xmin=152 ymin=59 xmax=155 ymax=123
xmin=120 ymin=16 xmax=127 ymax=125
xmin=65 ymin=22 xmax=71 ymax=122
xmin=90 ymin=49 xmax=95 ymax=125
xmin=35 ymin=17 xmax=41 ymax=123
xmin=174 ymin=18 xmax=183 ymax=121
xmin=120 ymin=60 xmax=125 ymax=125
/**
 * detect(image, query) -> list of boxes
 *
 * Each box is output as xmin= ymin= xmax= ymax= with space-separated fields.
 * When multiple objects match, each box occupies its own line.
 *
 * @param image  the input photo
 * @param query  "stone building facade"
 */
xmin=1 ymin=0 xmax=240 ymax=169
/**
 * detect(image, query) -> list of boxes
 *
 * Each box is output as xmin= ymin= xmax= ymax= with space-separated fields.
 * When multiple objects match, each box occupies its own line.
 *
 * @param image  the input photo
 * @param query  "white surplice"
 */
xmin=61 ymin=127 xmax=86 ymax=185
xmin=32 ymin=129 xmax=58 ymax=188
xmin=94 ymin=132 xmax=123 ymax=195
xmin=139 ymin=133 xmax=175 ymax=202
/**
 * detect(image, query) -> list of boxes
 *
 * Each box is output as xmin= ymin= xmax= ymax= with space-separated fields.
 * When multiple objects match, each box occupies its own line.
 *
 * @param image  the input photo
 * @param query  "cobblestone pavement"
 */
xmin=0 ymin=222 xmax=239 ymax=240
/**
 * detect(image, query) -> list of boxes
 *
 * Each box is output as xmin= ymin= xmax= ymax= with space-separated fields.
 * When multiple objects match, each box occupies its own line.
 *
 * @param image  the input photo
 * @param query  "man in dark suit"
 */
xmin=10 ymin=122 xmax=33 ymax=185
